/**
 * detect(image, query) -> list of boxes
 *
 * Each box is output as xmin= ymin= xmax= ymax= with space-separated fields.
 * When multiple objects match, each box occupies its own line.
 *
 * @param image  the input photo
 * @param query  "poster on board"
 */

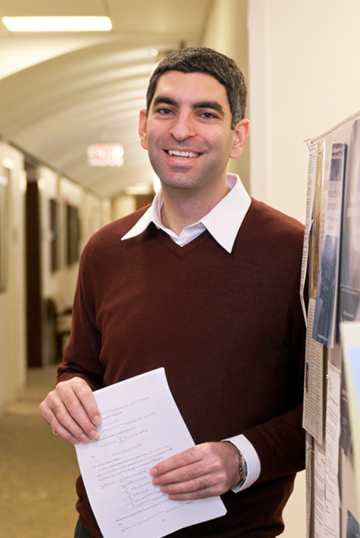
xmin=339 ymin=120 xmax=360 ymax=323
xmin=313 ymin=143 xmax=347 ymax=347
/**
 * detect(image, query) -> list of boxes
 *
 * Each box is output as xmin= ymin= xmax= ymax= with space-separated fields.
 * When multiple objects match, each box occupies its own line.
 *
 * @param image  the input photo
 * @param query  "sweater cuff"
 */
xmin=224 ymin=434 xmax=261 ymax=492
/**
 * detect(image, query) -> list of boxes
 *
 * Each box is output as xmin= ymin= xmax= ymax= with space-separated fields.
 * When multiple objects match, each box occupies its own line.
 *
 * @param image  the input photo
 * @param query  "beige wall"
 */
xmin=249 ymin=0 xmax=360 ymax=222
xmin=112 ymin=193 xmax=136 ymax=220
xmin=203 ymin=0 xmax=250 ymax=194
xmin=0 ymin=144 xmax=26 ymax=409
xmin=0 ymin=150 xmax=108 ymax=406
xmin=205 ymin=0 xmax=360 ymax=224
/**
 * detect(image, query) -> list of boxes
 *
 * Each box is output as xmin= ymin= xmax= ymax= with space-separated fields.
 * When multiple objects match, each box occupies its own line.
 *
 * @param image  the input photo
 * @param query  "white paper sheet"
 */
xmin=301 ymin=142 xmax=319 ymax=322
xmin=341 ymin=321 xmax=360 ymax=521
xmin=314 ymin=442 xmax=326 ymax=538
xmin=303 ymin=298 xmax=324 ymax=443
xmin=305 ymin=433 xmax=313 ymax=538
xmin=324 ymin=362 xmax=341 ymax=538
xmin=75 ymin=368 xmax=226 ymax=538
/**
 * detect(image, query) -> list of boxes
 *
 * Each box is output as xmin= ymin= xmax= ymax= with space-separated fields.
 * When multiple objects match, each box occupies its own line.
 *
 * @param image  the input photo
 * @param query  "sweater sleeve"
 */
xmin=242 ymin=402 xmax=305 ymax=485
xmin=242 ymin=273 xmax=307 ymax=485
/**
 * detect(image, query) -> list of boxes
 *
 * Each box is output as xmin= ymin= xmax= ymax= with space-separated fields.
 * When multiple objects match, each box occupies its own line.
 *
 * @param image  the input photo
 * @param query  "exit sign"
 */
xmin=87 ymin=144 xmax=124 ymax=167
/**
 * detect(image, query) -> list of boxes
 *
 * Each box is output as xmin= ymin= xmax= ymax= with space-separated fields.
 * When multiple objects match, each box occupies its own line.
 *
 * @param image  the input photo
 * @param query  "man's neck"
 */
xmin=160 ymin=182 xmax=230 ymax=236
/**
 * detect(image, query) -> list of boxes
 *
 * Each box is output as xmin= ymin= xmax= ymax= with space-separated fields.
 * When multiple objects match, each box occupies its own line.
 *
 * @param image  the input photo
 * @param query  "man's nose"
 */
xmin=169 ymin=112 xmax=195 ymax=141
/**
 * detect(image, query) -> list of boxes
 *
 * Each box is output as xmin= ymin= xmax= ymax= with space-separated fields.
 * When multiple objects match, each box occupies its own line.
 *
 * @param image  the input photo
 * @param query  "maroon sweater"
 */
xmin=58 ymin=199 xmax=306 ymax=538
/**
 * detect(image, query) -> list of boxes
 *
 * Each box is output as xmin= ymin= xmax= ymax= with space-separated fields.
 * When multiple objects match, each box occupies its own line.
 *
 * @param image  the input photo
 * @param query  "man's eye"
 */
xmin=201 ymin=112 xmax=216 ymax=119
xmin=158 ymin=108 xmax=173 ymax=115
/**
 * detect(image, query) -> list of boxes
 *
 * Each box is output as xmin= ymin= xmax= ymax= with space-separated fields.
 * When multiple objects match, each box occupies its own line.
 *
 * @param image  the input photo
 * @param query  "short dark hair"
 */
xmin=146 ymin=47 xmax=247 ymax=129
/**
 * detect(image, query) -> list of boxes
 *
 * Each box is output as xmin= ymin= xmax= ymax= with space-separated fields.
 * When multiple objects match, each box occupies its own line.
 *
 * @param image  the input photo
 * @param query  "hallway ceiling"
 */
xmin=0 ymin=0 xmax=212 ymax=197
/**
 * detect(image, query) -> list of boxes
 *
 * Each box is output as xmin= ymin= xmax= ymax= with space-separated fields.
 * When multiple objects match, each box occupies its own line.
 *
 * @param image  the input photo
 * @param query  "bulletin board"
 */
xmin=302 ymin=111 xmax=360 ymax=538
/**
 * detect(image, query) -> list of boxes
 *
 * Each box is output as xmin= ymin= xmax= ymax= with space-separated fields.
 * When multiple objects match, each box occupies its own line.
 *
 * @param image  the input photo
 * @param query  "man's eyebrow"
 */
xmin=152 ymin=96 xmax=178 ymax=108
xmin=152 ymin=96 xmax=225 ymax=116
xmin=193 ymin=101 xmax=225 ymax=116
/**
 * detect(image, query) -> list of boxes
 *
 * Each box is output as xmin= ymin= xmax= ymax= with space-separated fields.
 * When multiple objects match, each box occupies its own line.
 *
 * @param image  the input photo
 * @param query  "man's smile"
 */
xmin=166 ymin=150 xmax=201 ymax=158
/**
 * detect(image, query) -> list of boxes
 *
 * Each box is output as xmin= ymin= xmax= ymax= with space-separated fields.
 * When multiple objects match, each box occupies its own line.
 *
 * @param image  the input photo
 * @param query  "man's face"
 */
xmin=139 ymin=71 xmax=248 ymax=197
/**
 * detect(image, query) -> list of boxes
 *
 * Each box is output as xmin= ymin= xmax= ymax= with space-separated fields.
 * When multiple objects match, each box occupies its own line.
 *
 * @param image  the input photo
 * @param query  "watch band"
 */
xmin=237 ymin=449 xmax=248 ymax=487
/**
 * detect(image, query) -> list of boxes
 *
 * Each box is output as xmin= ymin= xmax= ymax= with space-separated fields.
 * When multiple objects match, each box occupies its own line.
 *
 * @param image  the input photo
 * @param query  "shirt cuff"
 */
xmin=224 ymin=434 xmax=261 ymax=492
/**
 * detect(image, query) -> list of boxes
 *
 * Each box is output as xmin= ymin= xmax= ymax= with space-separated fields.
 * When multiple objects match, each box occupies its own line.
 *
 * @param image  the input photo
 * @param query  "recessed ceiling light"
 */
xmin=2 ymin=16 xmax=112 ymax=32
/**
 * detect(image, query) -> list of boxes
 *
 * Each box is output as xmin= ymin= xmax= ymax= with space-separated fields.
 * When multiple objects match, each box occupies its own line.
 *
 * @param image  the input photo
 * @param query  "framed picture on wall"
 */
xmin=50 ymin=198 xmax=60 ymax=272
xmin=66 ymin=203 xmax=81 ymax=266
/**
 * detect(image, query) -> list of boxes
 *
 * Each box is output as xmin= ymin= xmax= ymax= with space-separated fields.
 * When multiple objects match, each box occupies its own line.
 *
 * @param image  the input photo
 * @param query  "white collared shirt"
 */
xmin=122 ymin=173 xmax=260 ymax=490
xmin=122 ymin=173 xmax=249 ymax=253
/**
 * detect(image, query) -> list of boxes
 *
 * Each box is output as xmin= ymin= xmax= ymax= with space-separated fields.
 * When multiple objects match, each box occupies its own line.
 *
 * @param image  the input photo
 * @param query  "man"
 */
xmin=40 ymin=47 xmax=306 ymax=538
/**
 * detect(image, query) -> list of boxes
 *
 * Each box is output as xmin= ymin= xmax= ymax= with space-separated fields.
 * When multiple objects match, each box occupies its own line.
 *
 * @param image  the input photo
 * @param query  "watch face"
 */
xmin=238 ymin=453 xmax=247 ymax=486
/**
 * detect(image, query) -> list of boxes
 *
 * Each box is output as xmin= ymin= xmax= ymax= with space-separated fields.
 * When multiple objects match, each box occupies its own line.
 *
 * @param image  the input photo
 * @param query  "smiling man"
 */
xmin=40 ymin=47 xmax=306 ymax=538
xmin=138 ymin=70 xmax=249 ymax=236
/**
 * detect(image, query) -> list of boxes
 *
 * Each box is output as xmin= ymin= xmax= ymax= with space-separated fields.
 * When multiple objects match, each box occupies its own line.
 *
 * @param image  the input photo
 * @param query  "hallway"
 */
xmin=0 ymin=367 xmax=80 ymax=538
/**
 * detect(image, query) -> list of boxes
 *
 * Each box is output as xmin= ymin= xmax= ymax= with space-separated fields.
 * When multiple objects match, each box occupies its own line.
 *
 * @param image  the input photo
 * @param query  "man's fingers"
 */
xmin=167 ymin=486 xmax=218 ymax=501
xmin=41 ymin=390 xmax=96 ymax=443
xmin=47 ymin=394 xmax=98 ymax=443
xmin=157 ymin=462 xmax=227 ymax=498
xmin=151 ymin=446 xmax=202 ymax=479
xmin=58 ymin=379 xmax=101 ymax=426
xmin=46 ymin=409 xmax=81 ymax=445
xmin=39 ymin=377 xmax=101 ymax=444
xmin=150 ymin=442 xmax=241 ymax=499
xmin=56 ymin=384 xmax=99 ymax=435
xmin=153 ymin=459 xmax=214 ymax=486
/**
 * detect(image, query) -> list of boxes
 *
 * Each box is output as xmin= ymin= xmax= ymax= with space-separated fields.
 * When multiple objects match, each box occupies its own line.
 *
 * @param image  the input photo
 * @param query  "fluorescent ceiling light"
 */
xmin=2 ymin=16 xmax=112 ymax=32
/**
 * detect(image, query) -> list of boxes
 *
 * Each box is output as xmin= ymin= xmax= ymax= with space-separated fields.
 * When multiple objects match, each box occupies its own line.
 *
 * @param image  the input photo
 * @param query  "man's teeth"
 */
xmin=167 ymin=150 xmax=199 ymax=158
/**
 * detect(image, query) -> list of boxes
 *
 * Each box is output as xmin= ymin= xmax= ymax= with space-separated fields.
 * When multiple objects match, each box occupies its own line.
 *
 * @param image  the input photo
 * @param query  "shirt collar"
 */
xmin=121 ymin=173 xmax=251 ymax=253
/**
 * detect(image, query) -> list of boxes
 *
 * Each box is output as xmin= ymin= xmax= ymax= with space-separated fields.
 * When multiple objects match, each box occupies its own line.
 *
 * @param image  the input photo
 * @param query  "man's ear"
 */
xmin=139 ymin=108 xmax=148 ymax=150
xmin=230 ymin=118 xmax=250 ymax=159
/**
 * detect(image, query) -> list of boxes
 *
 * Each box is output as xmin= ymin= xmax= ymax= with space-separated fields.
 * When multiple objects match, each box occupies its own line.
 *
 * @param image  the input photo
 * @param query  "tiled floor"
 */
xmin=0 ymin=367 xmax=80 ymax=538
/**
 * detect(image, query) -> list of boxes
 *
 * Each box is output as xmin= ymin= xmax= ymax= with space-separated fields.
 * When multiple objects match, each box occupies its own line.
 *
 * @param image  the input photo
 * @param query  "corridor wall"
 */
xmin=0 ymin=143 xmax=26 ymax=409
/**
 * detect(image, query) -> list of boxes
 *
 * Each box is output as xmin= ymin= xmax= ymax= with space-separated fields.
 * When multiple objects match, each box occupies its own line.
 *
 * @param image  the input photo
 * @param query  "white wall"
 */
xmin=0 ymin=143 xmax=26 ymax=408
xmin=203 ymin=0 xmax=250 ymax=193
xmin=39 ymin=168 xmax=108 ymax=312
xmin=57 ymin=177 xmax=85 ymax=308
xmin=38 ymin=166 xmax=60 ymax=304
xmin=249 ymin=0 xmax=360 ymax=223
xmin=82 ymin=191 xmax=104 ymax=249
xmin=0 ymin=147 xmax=110 ymax=408
xmin=203 ymin=0 xmax=360 ymax=224
xmin=101 ymin=198 xmax=112 ymax=227
xmin=112 ymin=194 xmax=136 ymax=220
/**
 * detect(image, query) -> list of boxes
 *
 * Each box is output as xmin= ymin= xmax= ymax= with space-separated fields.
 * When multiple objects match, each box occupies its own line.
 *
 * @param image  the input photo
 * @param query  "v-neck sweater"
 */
xmin=58 ymin=198 xmax=306 ymax=538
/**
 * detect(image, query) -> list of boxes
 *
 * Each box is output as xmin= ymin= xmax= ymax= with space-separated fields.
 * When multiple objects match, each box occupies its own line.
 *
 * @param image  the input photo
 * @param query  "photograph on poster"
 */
xmin=346 ymin=510 xmax=359 ymax=538
xmin=340 ymin=120 xmax=360 ymax=322
xmin=309 ymin=144 xmax=325 ymax=299
xmin=313 ymin=143 xmax=347 ymax=347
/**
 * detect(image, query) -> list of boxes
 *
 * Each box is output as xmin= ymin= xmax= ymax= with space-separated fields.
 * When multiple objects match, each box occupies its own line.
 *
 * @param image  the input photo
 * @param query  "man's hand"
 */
xmin=150 ymin=441 xmax=241 ymax=500
xmin=39 ymin=377 xmax=101 ymax=445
